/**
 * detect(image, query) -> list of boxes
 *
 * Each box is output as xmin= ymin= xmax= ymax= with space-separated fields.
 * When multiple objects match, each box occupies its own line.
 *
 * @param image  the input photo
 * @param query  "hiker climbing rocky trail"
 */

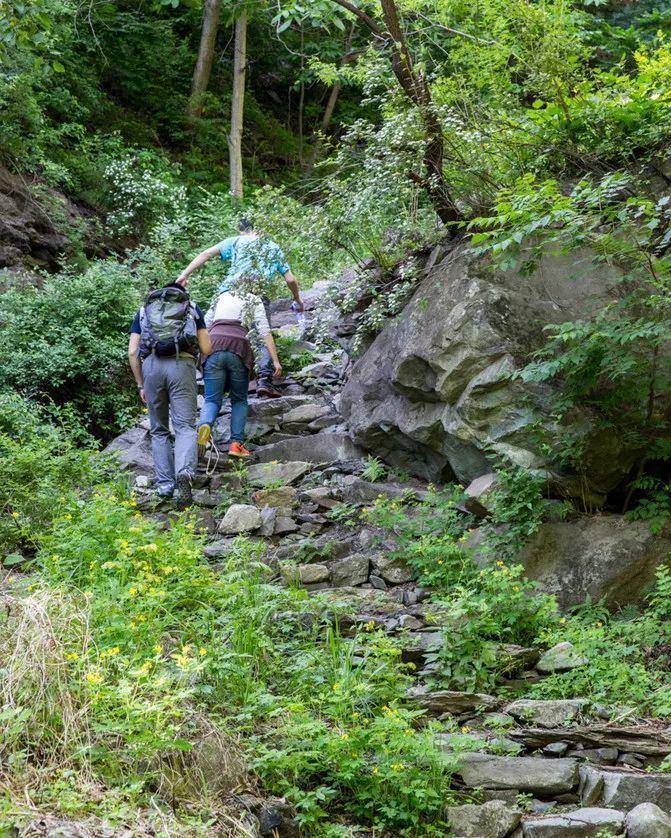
xmin=107 ymin=281 xmax=671 ymax=838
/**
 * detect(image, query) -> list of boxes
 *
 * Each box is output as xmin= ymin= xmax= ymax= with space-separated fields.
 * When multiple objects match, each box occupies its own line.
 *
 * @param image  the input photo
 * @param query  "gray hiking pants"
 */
xmin=142 ymin=354 xmax=198 ymax=495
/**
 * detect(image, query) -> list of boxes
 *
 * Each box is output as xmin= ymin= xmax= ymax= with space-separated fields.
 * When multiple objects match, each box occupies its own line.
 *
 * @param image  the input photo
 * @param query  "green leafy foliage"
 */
xmin=0 ymin=263 xmax=143 ymax=437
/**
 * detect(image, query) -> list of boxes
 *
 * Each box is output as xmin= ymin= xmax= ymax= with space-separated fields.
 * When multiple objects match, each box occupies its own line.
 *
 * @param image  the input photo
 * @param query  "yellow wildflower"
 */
xmin=340 ymin=733 xmax=349 ymax=740
xmin=85 ymin=671 xmax=103 ymax=685
xmin=107 ymin=646 xmax=120 ymax=656
xmin=332 ymin=682 xmax=341 ymax=691
xmin=351 ymin=711 xmax=360 ymax=719
xmin=199 ymin=647 xmax=207 ymax=657
xmin=461 ymin=725 xmax=471 ymax=734
xmin=11 ymin=510 xmax=20 ymax=519
xmin=154 ymin=644 xmax=163 ymax=654
xmin=559 ymin=617 xmax=566 ymax=625
xmin=371 ymin=766 xmax=379 ymax=775
xmin=66 ymin=652 xmax=80 ymax=661
xmin=128 ymin=587 xmax=138 ymax=597
xmin=64 ymin=513 xmax=72 ymax=521
xmin=596 ymin=621 xmax=603 ymax=628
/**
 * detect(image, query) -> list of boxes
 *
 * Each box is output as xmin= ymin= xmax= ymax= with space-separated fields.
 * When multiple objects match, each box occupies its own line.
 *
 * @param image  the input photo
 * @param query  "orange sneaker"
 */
xmin=228 ymin=441 xmax=251 ymax=458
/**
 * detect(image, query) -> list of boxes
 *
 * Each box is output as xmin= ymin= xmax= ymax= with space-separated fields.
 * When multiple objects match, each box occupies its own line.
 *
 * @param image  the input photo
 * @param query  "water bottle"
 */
xmin=291 ymin=301 xmax=307 ymax=337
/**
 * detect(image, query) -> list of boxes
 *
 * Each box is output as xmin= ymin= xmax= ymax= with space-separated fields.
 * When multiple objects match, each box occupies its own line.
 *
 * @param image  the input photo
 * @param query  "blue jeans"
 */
xmin=199 ymin=351 xmax=249 ymax=442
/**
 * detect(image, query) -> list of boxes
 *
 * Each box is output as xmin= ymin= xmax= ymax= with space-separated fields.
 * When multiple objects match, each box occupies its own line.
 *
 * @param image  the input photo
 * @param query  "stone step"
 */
xmin=255 ymin=433 xmax=364 ymax=465
xmin=519 ymin=807 xmax=624 ymax=837
xmin=457 ymin=753 xmax=579 ymax=795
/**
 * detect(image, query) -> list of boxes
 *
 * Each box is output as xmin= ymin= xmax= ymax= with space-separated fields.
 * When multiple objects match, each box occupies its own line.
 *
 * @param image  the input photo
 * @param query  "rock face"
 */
xmin=518 ymin=517 xmax=671 ymax=609
xmin=340 ymin=243 xmax=628 ymax=498
xmin=0 ymin=166 xmax=78 ymax=269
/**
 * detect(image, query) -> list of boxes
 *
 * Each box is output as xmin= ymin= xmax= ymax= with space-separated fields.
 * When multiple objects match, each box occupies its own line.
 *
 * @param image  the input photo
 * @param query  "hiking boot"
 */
xmin=228 ymin=441 xmax=251 ymax=458
xmin=174 ymin=475 xmax=193 ymax=510
xmin=197 ymin=423 xmax=211 ymax=459
xmin=256 ymin=381 xmax=282 ymax=398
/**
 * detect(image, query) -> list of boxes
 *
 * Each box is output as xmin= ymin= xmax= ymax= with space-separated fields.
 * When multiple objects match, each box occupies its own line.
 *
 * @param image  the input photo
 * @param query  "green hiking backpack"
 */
xmin=139 ymin=285 xmax=199 ymax=358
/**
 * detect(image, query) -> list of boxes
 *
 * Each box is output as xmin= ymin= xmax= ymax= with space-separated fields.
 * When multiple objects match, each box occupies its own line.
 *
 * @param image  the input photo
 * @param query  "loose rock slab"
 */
xmin=521 ymin=807 xmax=624 ymax=837
xmin=505 ymin=699 xmax=589 ymax=729
xmin=219 ymin=504 xmax=262 ymax=534
xmin=445 ymin=800 xmax=521 ymax=838
xmin=458 ymin=754 xmax=579 ymax=795
xmin=580 ymin=765 xmax=671 ymax=812
xmin=246 ymin=461 xmax=311 ymax=487
xmin=406 ymin=688 xmax=498 ymax=716
xmin=536 ymin=642 xmax=588 ymax=673
xmin=625 ymin=802 xmax=671 ymax=838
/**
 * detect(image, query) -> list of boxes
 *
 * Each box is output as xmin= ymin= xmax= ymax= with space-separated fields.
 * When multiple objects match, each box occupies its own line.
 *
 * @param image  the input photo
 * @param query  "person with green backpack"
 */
xmin=176 ymin=218 xmax=303 ymax=398
xmin=128 ymin=283 xmax=211 ymax=509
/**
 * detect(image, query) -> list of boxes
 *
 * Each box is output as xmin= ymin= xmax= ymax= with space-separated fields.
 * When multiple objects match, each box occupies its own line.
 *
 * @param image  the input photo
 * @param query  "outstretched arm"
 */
xmin=177 ymin=245 xmax=220 ymax=286
xmin=283 ymin=269 xmax=304 ymax=312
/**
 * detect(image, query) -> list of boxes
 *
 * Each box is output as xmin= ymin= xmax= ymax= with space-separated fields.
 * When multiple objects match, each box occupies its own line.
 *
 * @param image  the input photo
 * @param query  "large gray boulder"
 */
xmin=105 ymin=425 xmax=154 ymax=475
xmin=340 ymin=243 xmax=630 ymax=500
xmin=625 ymin=802 xmax=671 ymax=838
xmin=518 ymin=517 xmax=671 ymax=610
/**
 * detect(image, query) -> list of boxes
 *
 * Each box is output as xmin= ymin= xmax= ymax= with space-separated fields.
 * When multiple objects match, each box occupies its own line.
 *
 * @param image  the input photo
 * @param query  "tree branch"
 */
xmin=330 ymin=0 xmax=384 ymax=38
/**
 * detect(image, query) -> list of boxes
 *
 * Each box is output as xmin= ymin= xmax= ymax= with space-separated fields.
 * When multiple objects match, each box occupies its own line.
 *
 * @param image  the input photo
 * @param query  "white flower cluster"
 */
xmin=104 ymin=154 xmax=187 ymax=237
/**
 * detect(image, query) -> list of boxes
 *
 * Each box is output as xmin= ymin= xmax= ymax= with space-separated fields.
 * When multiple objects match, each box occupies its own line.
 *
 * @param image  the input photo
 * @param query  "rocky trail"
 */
xmin=109 ymin=288 xmax=671 ymax=838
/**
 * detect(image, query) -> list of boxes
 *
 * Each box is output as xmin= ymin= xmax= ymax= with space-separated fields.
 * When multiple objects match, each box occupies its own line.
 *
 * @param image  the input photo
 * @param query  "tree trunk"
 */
xmin=305 ymin=23 xmax=354 ymax=172
xmin=229 ymin=8 xmax=247 ymax=200
xmin=187 ymin=0 xmax=221 ymax=119
xmin=331 ymin=0 xmax=462 ymax=225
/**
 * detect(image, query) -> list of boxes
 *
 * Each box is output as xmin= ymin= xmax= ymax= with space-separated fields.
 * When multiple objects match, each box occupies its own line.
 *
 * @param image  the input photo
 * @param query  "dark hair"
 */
xmin=238 ymin=217 xmax=254 ymax=232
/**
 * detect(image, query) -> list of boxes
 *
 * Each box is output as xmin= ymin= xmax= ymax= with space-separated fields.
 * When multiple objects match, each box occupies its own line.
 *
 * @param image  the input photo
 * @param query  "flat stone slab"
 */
xmin=246 ymin=461 xmax=311 ymax=487
xmin=280 ymin=562 xmax=329 ymax=585
xmin=255 ymin=434 xmax=364 ymax=465
xmin=580 ymin=765 xmax=671 ymax=812
xmin=458 ymin=754 xmax=579 ymax=795
xmin=505 ymin=699 xmax=590 ymax=729
xmin=252 ymin=486 xmax=298 ymax=508
xmin=282 ymin=403 xmax=328 ymax=424
xmin=521 ymin=807 xmax=625 ymax=837
xmin=446 ymin=800 xmax=521 ymax=838
xmin=407 ymin=687 xmax=498 ymax=717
